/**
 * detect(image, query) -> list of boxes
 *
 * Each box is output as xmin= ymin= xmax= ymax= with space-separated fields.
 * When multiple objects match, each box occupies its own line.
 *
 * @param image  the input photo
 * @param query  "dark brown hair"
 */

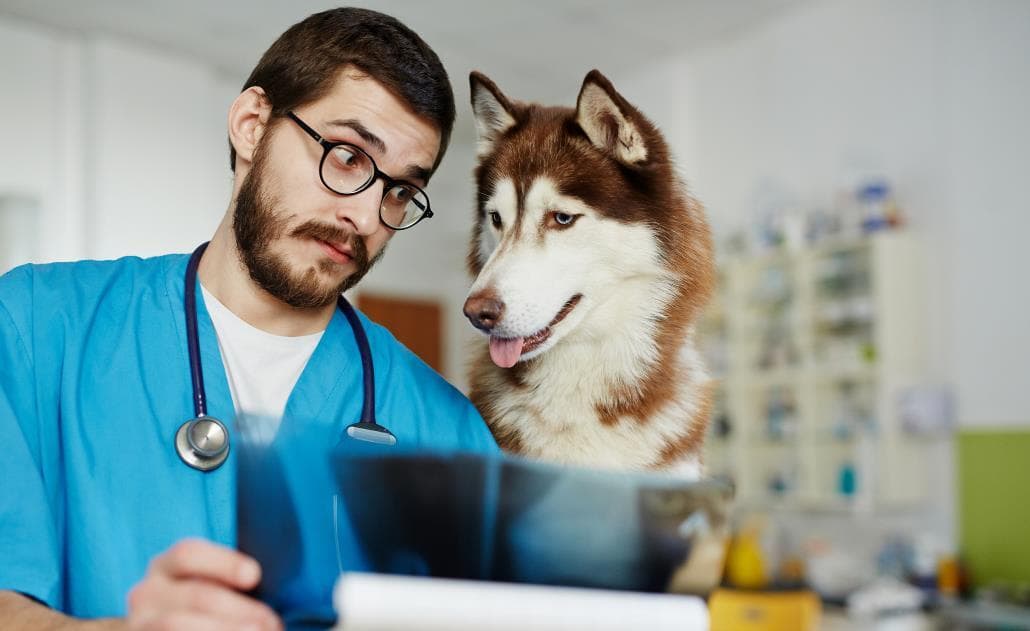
xmin=229 ymin=7 xmax=455 ymax=174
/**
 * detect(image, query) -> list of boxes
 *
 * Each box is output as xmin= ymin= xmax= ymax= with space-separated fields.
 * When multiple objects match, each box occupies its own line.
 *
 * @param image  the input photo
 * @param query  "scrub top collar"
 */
xmin=162 ymin=253 xmax=365 ymax=458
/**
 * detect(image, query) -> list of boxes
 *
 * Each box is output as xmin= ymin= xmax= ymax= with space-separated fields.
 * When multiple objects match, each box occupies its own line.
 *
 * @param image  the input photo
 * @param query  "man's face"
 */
xmin=233 ymin=69 xmax=441 ymax=308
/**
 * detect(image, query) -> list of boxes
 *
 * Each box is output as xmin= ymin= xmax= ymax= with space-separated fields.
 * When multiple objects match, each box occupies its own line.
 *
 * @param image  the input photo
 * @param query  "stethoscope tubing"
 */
xmin=185 ymin=242 xmax=212 ymax=418
xmin=177 ymin=241 xmax=394 ymax=472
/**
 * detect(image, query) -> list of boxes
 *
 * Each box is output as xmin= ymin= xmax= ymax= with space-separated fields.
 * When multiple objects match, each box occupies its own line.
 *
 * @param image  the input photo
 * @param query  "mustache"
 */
xmin=291 ymin=220 xmax=369 ymax=268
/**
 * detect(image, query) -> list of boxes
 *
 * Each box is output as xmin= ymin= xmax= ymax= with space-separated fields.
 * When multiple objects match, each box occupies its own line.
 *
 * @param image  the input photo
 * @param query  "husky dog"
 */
xmin=463 ymin=70 xmax=716 ymax=478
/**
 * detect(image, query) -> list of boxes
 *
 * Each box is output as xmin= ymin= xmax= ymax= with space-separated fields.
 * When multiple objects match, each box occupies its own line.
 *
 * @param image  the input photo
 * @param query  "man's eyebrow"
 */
xmin=325 ymin=118 xmax=387 ymax=155
xmin=326 ymin=118 xmax=432 ymax=185
xmin=404 ymin=165 xmax=432 ymax=185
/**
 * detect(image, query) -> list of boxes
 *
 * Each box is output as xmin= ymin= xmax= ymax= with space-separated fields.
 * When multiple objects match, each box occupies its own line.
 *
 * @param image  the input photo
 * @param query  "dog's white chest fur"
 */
xmin=474 ymin=326 xmax=711 ymax=480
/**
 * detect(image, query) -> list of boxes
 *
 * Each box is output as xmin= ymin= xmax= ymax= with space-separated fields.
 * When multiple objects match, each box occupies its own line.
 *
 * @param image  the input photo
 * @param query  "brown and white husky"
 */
xmin=463 ymin=70 xmax=716 ymax=479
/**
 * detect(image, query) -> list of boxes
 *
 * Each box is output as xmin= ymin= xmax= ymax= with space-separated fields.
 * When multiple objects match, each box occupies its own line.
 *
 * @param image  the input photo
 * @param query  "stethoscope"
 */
xmin=175 ymin=242 xmax=397 ymax=472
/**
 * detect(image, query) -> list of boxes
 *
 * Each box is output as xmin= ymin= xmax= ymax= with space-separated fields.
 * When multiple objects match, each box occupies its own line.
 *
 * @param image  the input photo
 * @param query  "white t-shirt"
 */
xmin=201 ymin=285 xmax=324 ymax=428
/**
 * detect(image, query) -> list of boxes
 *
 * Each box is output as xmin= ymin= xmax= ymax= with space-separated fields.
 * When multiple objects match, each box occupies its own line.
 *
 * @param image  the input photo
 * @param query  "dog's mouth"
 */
xmin=488 ymin=294 xmax=583 ymax=368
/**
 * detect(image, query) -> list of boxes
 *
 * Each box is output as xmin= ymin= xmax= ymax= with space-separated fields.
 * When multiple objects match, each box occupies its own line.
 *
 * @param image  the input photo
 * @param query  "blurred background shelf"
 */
xmin=702 ymin=232 xmax=928 ymax=511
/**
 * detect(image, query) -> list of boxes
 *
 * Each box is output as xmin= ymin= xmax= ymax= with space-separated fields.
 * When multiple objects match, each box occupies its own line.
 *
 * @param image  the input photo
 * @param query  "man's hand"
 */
xmin=126 ymin=539 xmax=282 ymax=631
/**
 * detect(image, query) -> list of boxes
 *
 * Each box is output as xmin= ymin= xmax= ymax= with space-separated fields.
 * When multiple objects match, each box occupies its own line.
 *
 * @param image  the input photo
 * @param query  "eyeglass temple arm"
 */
xmin=287 ymin=112 xmax=324 ymax=144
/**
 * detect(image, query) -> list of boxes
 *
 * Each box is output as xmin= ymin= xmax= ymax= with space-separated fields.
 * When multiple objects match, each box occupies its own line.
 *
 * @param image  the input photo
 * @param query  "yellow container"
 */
xmin=724 ymin=530 xmax=767 ymax=589
xmin=709 ymin=589 xmax=821 ymax=631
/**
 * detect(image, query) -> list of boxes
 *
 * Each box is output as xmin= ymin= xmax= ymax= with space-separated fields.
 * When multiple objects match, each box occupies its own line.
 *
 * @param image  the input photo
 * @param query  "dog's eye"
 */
xmin=488 ymin=211 xmax=502 ymax=229
xmin=550 ymin=211 xmax=579 ymax=228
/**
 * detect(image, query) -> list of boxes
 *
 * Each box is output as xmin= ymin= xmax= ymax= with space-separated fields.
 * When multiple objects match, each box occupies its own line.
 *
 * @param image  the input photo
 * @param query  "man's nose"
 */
xmin=336 ymin=180 xmax=383 ymax=236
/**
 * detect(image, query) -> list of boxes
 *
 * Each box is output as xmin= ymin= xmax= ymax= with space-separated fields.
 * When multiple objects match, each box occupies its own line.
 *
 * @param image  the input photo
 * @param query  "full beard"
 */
xmin=232 ymin=146 xmax=386 ymax=309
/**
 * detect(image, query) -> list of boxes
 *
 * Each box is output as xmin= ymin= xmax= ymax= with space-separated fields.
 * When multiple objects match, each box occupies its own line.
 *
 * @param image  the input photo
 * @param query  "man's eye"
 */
xmin=489 ymin=211 xmax=502 ymax=229
xmin=332 ymin=146 xmax=360 ymax=168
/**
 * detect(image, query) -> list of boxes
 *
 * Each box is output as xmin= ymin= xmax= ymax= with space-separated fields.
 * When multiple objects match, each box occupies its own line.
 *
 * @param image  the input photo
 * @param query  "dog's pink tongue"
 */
xmin=489 ymin=336 xmax=524 ymax=368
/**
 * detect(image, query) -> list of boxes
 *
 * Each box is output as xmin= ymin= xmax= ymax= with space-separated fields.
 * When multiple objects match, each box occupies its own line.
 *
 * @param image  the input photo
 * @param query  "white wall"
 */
xmin=938 ymin=0 xmax=1030 ymax=428
xmin=614 ymin=0 xmax=1030 ymax=428
xmin=0 ymin=18 xmax=84 ymax=262
xmin=86 ymin=37 xmax=236 ymax=259
xmin=0 ymin=16 xmax=238 ymax=264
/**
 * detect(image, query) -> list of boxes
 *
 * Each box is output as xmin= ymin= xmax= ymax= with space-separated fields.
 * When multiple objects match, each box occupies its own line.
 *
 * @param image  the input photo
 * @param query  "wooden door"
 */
xmin=356 ymin=293 xmax=444 ymax=374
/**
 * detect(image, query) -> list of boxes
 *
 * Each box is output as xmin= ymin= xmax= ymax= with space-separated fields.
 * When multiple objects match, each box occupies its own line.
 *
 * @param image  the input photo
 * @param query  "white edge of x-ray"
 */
xmin=332 ymin=572 xmax=708 ymax=631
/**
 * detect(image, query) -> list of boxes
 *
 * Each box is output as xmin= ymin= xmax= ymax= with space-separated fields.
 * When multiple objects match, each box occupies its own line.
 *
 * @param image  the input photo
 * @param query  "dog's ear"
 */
xmin=575 ymin=70 xmax=651 ymax=166
xmin=470 ymin=71 xmax=518 ymax=158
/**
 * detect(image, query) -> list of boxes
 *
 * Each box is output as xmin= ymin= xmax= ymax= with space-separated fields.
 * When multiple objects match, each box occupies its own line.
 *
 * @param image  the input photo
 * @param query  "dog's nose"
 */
xmin=463 ymin=294 xmax=504 ymax=332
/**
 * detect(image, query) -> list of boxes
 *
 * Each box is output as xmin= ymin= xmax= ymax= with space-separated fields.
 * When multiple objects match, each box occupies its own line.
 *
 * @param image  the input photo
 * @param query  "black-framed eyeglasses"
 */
xmin=287 ymin=111 xmax=433 ymax=230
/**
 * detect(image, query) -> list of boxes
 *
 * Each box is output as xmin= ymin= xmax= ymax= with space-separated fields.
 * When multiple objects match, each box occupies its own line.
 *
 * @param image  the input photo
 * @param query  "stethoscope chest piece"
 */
xmin=176 ymin=416 xmax=230 ymax=471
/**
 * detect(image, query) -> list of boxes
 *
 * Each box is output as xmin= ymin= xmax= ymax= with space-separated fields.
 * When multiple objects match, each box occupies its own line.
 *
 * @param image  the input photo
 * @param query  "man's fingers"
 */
xmin=130 ymin=577 xmax=280 ymax=630
xmin=169 ymin=580 xmax=281 ymax=630
xmin=133 ymin=609 xmax=250 ymax=631
xmin=129 ymin=538 xmax=282 ymax=631
xmin=149 ymin=539 xmax=261 ymax=589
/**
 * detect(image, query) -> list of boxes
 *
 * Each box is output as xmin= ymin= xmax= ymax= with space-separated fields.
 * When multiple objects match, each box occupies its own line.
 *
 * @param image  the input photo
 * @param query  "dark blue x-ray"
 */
xmin=236 ymin=417 xmax=731 ymax=630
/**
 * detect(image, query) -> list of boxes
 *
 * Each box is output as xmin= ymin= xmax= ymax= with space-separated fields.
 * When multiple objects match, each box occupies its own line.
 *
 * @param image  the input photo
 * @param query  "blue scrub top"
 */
xmin=0 ymin=253 xmax=498 ymax=618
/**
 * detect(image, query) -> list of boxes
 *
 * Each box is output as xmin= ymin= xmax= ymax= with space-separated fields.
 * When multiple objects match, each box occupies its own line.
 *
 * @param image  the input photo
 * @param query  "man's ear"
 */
xmin=228 ymin=86 xmax=272 ymax=169
xmin=470 ymin=71 xmax=518 ymax=158
xmin=575 ymin=70 xmax=651 ymax=166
